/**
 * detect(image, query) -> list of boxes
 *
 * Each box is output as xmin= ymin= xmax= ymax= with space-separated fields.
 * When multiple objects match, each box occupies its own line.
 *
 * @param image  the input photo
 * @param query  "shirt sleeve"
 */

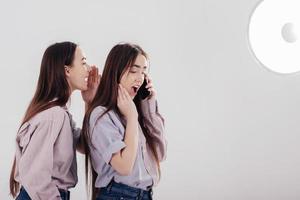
xmin=140 ymin=97 xmax=167 ymax=161
xmin=66 ymin=111 xmax=81 ymax=146
xmin=90 ymin=108 xmax=126 ymax=165
xmin=17 ymin=114 xmax=67 ymax=200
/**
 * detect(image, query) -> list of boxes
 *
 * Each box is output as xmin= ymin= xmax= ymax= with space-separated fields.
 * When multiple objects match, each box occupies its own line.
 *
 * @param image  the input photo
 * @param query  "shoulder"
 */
xmin=18 ymin=106 xmax=69 ymax=143
xmin=90 ymin=106 xmax=122 ymax=128
xmin=90 ymin=106 xmax=108 ymax=124
xmin=30 ymin=106 xmax=68 ymax=125
xmin=91 ymin=106 xmax=107 ymax=117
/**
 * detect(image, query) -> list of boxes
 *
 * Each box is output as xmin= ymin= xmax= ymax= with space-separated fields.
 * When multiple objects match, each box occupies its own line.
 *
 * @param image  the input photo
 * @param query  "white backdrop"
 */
xmin=1 ymin=0 xmax=300 ymax=199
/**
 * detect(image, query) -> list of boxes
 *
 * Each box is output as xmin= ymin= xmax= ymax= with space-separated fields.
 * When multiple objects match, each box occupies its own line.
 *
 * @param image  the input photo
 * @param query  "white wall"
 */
xmin=1 ymin=0 xmax=300 ymax=199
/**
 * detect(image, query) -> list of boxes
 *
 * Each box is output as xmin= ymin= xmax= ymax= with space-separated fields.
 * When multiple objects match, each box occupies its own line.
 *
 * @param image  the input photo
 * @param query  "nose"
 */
xmin=135 ymin=73 xmax=144 ymax=84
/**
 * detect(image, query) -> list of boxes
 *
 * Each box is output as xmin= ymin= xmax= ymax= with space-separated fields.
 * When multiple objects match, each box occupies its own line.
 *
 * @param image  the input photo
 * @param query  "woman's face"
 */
xmin=66 ymin=47 xmax=90 ymax=92
xmin=120 ymin=54 xmax=148 ymax=99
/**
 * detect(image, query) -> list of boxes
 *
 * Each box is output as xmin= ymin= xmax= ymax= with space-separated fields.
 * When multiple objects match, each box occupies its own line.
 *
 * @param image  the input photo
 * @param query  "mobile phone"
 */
xmin=137 ymin=79 xmax=150 ymax=100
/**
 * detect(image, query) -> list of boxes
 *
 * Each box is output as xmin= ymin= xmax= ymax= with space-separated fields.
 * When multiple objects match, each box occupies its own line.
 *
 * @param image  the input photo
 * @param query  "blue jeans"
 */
xmin=16 ymin=187 xmax=70 ymax=200
xmin=96 ymin=180 xmax=153 ymax=200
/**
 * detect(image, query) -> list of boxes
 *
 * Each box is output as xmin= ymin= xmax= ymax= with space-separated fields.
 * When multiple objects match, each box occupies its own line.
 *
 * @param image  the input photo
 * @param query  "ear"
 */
xmin=65 ymin=65 xmax=71 ymax=77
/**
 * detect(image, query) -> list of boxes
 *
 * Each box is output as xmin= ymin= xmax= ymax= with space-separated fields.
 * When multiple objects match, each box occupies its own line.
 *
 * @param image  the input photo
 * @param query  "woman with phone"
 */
xmin=82 ymin=43 xmax=167 ymax=200
xmin=9 ymin=41 xmax=100 ymax=200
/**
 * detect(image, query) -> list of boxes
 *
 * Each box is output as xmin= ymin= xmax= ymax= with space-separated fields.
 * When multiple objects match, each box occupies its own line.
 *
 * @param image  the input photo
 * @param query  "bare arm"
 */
xmin=110 ymin=84 xmax=139 ymax=176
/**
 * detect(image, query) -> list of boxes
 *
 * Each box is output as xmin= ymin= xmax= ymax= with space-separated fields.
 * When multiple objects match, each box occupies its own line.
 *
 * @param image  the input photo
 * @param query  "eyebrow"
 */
xmin=81 ymin=57 xmax=86 ymax=61
xmin=131 ymin=64 xmax=147 ymax=69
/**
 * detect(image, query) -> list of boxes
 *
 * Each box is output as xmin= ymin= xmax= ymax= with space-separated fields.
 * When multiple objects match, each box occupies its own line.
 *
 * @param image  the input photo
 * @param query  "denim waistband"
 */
xmin=18 ymin=186 xmax=70 ymax=200
xmin=101 ymin=179 xmax=153 ymax=198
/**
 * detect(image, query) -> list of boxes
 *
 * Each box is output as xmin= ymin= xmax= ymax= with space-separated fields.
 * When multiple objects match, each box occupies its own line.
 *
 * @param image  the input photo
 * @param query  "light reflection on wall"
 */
xmin=248 ymin=0 xmax=300 ymax=74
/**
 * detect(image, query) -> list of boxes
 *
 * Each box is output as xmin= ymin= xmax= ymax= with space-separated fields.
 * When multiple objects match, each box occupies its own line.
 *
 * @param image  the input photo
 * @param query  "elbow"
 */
xmin=157 ymin=140 xmax=167 ymax=162
xmin=110 ymin=149 xmax=136 ymax=176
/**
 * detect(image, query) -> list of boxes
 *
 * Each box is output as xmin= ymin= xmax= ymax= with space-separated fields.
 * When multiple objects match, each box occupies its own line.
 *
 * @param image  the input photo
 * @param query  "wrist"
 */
xmin=126 ymin=114 xmax=138 ymax=122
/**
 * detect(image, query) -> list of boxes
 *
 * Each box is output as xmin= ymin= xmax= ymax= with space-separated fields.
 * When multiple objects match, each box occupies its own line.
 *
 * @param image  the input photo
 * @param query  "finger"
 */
xmin=119 ymin=84 xmax=130 ymax=98
xmin=122 ymin=87 xmax=131 ymax=100
xmin=117 ymin=90 xmax=122 ymax=106
xmin=88 ymin=67 xmax=95 ymax=87
xmin=87 ymin=76 xmax=91 ymax=88
xmin=122 ymin=86 xmax=132 ymax=101
xmin=90 ymin=64 xmax=96 ymax=74
xmin=119 ymin=84 xmax=126 ymax=100
xmin=87 ymin=70 xmax=92 ymax=88
xmin=118 ymin=86 xmax=124 ymax=103
xmin=98 ymin=69 xmax=101 ymax=84
xmin=148 ymin=88 xmax=156 ymax=96
xmin=145 ymin=83 xmax=153 ymax=89
xmin=96 ymin=67 xmax=100 ymax=83
xmin=144 ymin=72 xmax=149 ymax=80
xmin=146 ymin=77 xmax=152 ymax=84
xmin=92 ymin=66 xmax=96 ymax=83
xmin=97 ymin=75 xmax=101 ymax=85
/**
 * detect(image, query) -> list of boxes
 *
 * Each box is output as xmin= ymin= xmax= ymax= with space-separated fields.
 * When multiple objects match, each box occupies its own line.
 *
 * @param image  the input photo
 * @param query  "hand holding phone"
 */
xmin=137 ymin=79 xmax=151 ymax=100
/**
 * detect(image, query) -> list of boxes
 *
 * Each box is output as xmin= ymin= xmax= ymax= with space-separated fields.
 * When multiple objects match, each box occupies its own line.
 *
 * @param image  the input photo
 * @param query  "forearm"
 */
xmin=122 ymin=118 xmax=139 ymax=163
xmin=145 ymin=114 xmax=167 ymax=161
xmin=111 ymin=117 xmax=139 ymax=175
xmin=141 ymin=98 xmax=167 ymax=161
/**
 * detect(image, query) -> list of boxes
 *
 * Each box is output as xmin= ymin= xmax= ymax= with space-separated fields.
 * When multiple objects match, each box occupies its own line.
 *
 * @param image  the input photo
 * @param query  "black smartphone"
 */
xmin=137 ymin=79 xmax=150 ymax=100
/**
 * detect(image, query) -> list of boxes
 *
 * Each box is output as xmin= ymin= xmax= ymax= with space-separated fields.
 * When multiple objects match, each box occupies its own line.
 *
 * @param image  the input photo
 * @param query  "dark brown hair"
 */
xmin=9 ymin=41 xmax=77 ymax=197
xmin=81 ymin=43 xmax=161 ymax=200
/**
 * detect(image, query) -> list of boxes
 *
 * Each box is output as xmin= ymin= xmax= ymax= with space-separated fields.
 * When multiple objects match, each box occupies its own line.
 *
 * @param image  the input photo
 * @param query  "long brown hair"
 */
xmin=9 ymin=41 xmax=77 ymax=197
xmin=81 ymin=43 xmax=161 ymax=200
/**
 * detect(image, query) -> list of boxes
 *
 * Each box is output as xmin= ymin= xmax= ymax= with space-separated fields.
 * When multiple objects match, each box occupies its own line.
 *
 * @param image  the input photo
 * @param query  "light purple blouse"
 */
xmin=89 ymin=97 xmax=167 ymax=190
xmin=14 ymin=106 xmax=80 ymax=200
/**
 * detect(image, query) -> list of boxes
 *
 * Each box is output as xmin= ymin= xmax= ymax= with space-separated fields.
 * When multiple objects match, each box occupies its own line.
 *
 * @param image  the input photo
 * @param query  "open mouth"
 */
xmin=132 ymin=86 xmax=139 ymax=93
